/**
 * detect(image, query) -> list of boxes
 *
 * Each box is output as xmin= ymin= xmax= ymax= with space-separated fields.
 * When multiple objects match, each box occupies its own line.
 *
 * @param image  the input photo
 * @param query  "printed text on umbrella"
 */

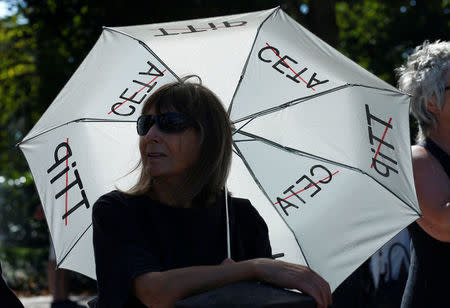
xmin=274 ymin=164 xmax=337 ymax=216
xmin=259 ymin=43 xmax=329 ymax=91
xmin=47 ymin=141 xmax=90 ymax=222
xmin=151 ymin=20 xmax=247 ymax=37
xmin=108 ymin=61 xmax=166 ymax=116
xmin=365 ymin=104 xmax=398 ymax=177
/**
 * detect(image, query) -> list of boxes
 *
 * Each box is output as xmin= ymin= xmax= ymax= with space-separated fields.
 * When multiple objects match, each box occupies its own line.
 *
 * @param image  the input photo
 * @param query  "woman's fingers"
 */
xmin=305 ymin=267 xmax=331 ymax=308
xmin=254 ymin=259 xmax=332 ymax=308
xmin=315 ymin=269 xmax=332 ymax=307
xmin=293 ymin=266 xmax=330 ymax=308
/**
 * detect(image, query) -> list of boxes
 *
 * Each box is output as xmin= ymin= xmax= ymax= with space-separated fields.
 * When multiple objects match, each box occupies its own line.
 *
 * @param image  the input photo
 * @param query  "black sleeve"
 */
xmin=234 ymin=198 xmax=272 ymax=260
xmin=92 ymin=191 xmax=162 ymax=308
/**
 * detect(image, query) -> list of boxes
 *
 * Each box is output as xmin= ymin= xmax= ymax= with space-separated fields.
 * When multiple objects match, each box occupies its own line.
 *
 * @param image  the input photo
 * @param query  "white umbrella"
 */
xmin=18 ymin=7 xmax=420 ymax=290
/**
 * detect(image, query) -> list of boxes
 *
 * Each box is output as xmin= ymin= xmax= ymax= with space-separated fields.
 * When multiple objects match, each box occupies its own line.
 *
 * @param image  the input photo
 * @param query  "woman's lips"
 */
xmin=148 ymin=152 xmax=166 ymax=158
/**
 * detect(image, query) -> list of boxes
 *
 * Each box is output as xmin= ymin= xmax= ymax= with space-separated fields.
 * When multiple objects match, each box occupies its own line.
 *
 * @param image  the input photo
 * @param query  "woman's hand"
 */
xmin=251 ymin=258 xmax=332 ymax=308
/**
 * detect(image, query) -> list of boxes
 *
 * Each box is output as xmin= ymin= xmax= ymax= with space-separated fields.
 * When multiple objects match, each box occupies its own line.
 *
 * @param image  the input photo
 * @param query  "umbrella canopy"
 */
xmin=19 ymin=7 xmax=420 ymax=290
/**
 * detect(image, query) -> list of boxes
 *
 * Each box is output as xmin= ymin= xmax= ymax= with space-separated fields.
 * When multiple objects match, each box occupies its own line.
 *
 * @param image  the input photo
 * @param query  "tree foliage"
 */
xmin=336 ymin=0 xmax=449 ymax=85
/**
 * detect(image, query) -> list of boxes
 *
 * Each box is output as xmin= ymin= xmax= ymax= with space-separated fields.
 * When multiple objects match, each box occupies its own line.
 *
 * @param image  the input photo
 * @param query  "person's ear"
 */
xmin=426 ymin=97 xmax=440 ymax=115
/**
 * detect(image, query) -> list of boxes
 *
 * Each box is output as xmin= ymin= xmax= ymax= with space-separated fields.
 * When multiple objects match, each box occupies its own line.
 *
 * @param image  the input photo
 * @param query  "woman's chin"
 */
xmin=145 ymin=165 xmax=165 ymax=178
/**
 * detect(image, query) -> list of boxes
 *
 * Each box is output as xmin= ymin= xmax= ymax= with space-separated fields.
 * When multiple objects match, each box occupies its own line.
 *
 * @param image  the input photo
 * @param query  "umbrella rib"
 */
xmin=17 ymin=118 xmax=136 ymax=146
xmin=365 ymin=175 xmax=422 ymax=217
xmin=235 ymin=129 xmax=362 ymax=172
xmin=232 ymin=141 xmax=311 ymax=268
xmin=235 ymin=130 xmax=422 ymax=217
xmin=56 ymin=223 xmax=93 ymax=269
xmin=233 ymin=118 xmax=255 ymax=136
xmin=231 ymin=84 xmax=350 ymax=124
xmin=103 ymin=27 xmax=181 ymax=82
xmin=231 ymin=83 xmax=407 ymax=125
xmin=350 ymin=83 xmax=411 ymax=96
xmin=227 ymin=7 xmax=280 ymax=116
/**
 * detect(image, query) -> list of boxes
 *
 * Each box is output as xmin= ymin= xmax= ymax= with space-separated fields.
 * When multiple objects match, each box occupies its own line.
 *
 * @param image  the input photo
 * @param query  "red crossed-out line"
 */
xmin=370 ymin=118 xmax=392 ymax=168
xmin=274 ymin=170 xmax=339 ymax=205
xmin=150 ymin=24 xmax=247 ymax=31
xmin=265 ymin=42 xmax=315 ymax=91
xmin=107 ymin=69 xmax=167 ymax=115
xmin=65 ymin=138 xmax=69 ymax=226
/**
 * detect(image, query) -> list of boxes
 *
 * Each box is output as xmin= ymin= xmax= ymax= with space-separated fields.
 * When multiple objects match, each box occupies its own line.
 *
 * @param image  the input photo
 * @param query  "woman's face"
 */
xmin=139 ymin=106 xmax=201 ymax=181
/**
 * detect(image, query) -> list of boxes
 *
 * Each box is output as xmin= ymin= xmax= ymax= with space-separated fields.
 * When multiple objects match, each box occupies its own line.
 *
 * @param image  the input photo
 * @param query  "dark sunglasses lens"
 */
xmin=158 ymin=113 xmax=191 ymax=132
xmin=137 ymin=115 xmax=155 ymax=136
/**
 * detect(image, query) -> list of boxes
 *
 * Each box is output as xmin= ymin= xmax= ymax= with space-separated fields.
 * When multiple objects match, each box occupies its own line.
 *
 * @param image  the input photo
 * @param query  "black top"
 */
xmin=92 ymin=190 xmax=272 ymax=308
xmin=401 ymin=138 xmax=450 ymax=308
xmin=0 ymin=262 xmax=24 ymax=308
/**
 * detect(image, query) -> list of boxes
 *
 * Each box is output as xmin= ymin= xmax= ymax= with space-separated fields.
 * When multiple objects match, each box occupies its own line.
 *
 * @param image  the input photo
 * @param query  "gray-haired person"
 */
xmin=397 ymin=40 xmax=450 ymax=308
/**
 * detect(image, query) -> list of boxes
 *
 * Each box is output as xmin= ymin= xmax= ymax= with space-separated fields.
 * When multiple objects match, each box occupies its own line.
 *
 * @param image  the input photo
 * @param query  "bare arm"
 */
xmin=133 ymin=258 xmax=331 ymax=308
xmin=412 ymin=145 xmax=450 ymax=242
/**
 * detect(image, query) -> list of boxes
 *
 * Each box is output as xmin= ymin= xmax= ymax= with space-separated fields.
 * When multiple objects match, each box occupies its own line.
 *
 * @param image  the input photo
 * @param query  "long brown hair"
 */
xmin=127 ymin=76 xmax=232 ymax=207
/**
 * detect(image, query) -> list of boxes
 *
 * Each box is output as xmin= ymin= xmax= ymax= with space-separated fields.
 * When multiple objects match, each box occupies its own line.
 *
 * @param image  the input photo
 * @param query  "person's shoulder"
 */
xmin=231 ymin=196 xmax=265 ymax=221
xmin=93 ymin=190 xmax=143 ymax=218
xmin=97 ymin=189 xmax=138 ymax=201
xmin=230 ymin=196 xmax=270 ymax=245
xmin=412 ymin=144 xmax=431 ymax=160
xmin=92 ymin=191 xmax=150 ymax=238
xmin=411 ymin=144 xmax=441 ymax=173
xmin=94 ymin=190 xmax=130 ymax=207
xmin=230 ymin=196 xmax=253 ymax=212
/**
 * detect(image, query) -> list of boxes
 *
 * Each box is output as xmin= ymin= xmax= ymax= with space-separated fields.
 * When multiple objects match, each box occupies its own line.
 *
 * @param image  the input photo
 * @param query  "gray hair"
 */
xmin=396 ymin=40 xmax=450 ymax=142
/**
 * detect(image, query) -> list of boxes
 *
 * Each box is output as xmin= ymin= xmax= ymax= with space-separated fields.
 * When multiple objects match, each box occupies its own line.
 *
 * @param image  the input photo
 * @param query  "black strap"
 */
xmin=421 ymin=138 xmax=450 ymax=178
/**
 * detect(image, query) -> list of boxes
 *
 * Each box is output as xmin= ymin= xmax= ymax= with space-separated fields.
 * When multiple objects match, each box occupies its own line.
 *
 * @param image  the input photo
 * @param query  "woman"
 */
xmin=396 ymin=41 xmax=450 ymax=308
xmin=92 ymin=77 xmax=332 ymax=308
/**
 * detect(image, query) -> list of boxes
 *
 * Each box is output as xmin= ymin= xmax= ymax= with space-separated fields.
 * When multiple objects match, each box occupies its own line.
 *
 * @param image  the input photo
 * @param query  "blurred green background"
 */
xmin=0 ymin=0 xmax=449 ymax=296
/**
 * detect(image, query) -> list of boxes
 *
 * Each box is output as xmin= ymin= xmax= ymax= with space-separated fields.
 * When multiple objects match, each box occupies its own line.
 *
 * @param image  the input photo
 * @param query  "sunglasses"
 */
xmin=136 ymin=112 xmax=195 ymax=136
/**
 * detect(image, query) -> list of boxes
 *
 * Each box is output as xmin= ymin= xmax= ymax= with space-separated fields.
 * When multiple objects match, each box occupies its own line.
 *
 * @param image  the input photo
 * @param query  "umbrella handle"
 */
xmin=225 ymin=185 xmax=231 ymax=259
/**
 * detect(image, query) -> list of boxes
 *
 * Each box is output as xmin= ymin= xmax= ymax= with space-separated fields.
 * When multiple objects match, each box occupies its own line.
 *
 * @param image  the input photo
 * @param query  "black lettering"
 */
xmin=119 ymin=88 xmax=146 ymax=105
xmin=208 ymin=22 xmax=217 ymax=30
xmin=286 ymin=68 xmax=307 ymax=83
xmin=139 ymin=61 xmax=164 ymax=77
xmin=310 ymin=165 xmax=333 ymax=184
xmin=307 ymin=72 xmax=329 ymax=88
xmin=276 ymin=197 xmax=299 ymax=216
xmin=132 ymin=80 xmax=157 ymax=93
xmin=223 ymin=21 xmax=247 ymax=28
xmin=50 ymin=166 xmax=69 ymax=184
xmin=365 ymin=104 xmax=392 ymax=129
xmin=371 ymin=149 xmax=398 ymax=165
xmin=111 ymin=103 xmax=135 ymax=116
xmin=367 ymin=126 xmax=395 ymax=150
xmin=283 ymin=185 xmax=306 ymax=204
xmin=296 ymin=175 xmax=321 ymax=197
xmin=62 ymin=189 xmax=90 ymax=220
xmin=258 ymin=46 xmax=279 ymax=63
xmin=154 ymin=28 xmax=179 ymax=37
xmin=47 ymin=142 xmax=72 ymax=174
xmin=55 ymin=169 xmax=83 ymax=200
xmin=181 ymin=25 xmax=207 ymax=34
xmin=372 ymin=158 xmax=399 ymax=177
xmin=273 ymin=55 xmax=297 ymax=75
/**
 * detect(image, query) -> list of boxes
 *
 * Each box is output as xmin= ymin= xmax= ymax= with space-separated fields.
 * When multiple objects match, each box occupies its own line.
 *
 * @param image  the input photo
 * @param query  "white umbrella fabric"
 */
xmin=18 ymin=7 xmax=420 ymax=290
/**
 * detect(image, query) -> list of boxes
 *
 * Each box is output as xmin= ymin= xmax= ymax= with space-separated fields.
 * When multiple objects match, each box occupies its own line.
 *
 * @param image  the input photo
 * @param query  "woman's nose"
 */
xmin=145 ymin=124 xmax=162 ymax=142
